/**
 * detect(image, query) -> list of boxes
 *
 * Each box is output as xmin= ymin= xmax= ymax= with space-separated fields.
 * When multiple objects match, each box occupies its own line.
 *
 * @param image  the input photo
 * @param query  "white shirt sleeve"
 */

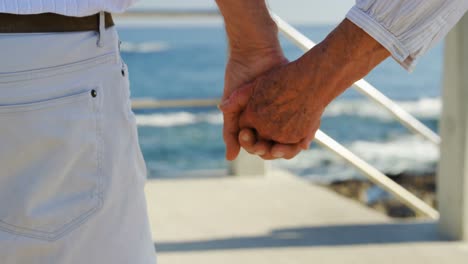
xmin=346 ymin=0 xmax=468 ymax=71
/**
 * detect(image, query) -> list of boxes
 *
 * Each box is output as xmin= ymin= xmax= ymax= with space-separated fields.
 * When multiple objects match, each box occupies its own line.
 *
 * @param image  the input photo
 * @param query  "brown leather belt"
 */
xmin=0 ymin=12 xmax=114 ymax=33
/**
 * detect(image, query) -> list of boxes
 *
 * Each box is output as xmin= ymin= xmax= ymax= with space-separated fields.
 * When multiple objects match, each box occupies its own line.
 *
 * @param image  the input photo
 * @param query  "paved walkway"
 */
xmin=144 ymin=170 xmax=468 ymax=264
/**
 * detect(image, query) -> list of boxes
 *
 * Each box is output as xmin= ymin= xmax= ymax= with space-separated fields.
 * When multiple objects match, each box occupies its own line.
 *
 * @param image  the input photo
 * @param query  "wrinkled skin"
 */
xmin=239 ymin=62 xmax=322 ymax=144
xmin=221 ymin=60 xmax=322 ymax=160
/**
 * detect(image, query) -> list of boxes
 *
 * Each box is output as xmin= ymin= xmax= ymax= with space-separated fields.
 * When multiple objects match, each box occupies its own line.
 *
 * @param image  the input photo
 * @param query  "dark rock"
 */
xmin=320 ymin=172 xmax=436 ymax=218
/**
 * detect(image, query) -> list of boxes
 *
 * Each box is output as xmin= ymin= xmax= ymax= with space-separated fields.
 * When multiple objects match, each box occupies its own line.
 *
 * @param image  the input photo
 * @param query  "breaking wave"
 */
xmin=135 ymin=111 xmax=222 ymax=127
xmin=273 ymin=135 xmax=439 ymax=183
xmin=120 ymin=41 xmax=170 ymax=53
xmin=324 ymin=97 xmax=441 ymax=120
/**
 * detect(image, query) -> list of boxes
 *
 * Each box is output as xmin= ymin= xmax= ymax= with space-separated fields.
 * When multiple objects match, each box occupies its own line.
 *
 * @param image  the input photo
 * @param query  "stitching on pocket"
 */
xmin=0 ymin=90 xmax=91 ymax=113
xmin=0 ymin=53 xmax=118 ymax=84
xmin=0 ymin=206 xmax=102 ymax=241
xmin=0 ymin=88 xmax=103 ymax=241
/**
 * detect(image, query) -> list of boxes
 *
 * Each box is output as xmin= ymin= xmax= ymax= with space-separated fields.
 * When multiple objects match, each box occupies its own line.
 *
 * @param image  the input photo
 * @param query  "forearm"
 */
xmin=215 ymin=0 xmax=281 ymax=56
xmin=216 ymin=1 xmax=287 ymax=160
xmin=297 ymin=19 xmax=390 ymax=109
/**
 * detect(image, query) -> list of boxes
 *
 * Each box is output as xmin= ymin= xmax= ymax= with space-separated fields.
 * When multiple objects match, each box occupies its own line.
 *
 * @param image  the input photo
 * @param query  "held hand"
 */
xmin=215 ymin=0 xmax=313 ymax=160
xmin=221 ymin=60 xmax=324 ymax=160
xmin=221 ymin=50 xmax=288 ymax=160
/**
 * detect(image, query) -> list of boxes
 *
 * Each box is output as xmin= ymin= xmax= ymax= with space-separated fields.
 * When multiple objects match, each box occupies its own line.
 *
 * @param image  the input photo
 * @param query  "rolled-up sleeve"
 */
xmin=346 ymin=0 xmax=467 ymax=71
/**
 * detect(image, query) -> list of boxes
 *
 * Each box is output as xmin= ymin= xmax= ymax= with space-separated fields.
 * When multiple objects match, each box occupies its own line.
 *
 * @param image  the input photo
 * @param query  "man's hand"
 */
xmin=221 ymin=49 xmax=287 ymax=160
xmin=221 ymin=19 xmax=391 ymax=160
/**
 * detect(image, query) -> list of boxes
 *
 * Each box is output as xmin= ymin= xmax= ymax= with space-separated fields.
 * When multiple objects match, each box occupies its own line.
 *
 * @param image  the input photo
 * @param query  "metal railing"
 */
xmin=272 ymin=13 xmax=440 ymax=146
xmin=125 ymin=11 xmax=439 ymax=219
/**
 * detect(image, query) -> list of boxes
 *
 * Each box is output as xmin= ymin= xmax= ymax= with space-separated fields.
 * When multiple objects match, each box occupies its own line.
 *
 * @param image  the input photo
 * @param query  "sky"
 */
xmin=132 ymin=0 xmax=355 ymax=24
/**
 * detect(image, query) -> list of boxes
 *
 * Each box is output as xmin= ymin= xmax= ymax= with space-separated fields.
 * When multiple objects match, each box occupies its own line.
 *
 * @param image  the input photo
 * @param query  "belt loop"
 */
xmin=97 ymin=12 xmax=105 ymax=47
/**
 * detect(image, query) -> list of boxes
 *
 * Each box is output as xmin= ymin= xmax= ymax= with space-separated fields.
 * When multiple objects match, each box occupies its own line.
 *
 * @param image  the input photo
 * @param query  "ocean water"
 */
xmin=117 ymin=25 xmax=443 ymax=182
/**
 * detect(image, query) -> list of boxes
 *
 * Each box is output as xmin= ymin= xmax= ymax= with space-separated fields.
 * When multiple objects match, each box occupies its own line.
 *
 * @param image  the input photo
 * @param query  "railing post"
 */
xmin=228 ymin=149 xmax=267 ymax=177
xmin=437 ymin=13 xmax=468 ymax=241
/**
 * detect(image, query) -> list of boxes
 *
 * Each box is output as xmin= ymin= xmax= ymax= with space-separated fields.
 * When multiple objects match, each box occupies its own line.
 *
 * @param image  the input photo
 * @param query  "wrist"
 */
xmin=216 ymin=0 xmax=280 ymax=54
xmin=229 ymin=44 xmax=286 ymax=67
xmin=227 ymin=20 xmax=280 ymax=55
xmin=297 ymin=19 xmax=390 ymax=108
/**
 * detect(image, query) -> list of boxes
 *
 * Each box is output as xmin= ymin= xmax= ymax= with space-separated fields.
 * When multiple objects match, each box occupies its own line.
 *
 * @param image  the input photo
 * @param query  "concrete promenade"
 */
xmin=145 ymin=170 xmax=468 ymax=264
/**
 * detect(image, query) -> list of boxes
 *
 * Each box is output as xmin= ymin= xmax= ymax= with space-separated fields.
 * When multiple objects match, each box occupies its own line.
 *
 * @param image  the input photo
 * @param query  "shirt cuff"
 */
xmin=346 ymin=6 xmax=415 ymax=72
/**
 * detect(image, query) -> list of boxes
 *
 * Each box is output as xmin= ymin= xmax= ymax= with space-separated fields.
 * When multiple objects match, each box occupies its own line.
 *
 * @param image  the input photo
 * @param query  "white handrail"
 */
xmin=314 ymin=131 xmax=439 ymax=219
xmin=271 ymin=13 xmax=440 ymax=146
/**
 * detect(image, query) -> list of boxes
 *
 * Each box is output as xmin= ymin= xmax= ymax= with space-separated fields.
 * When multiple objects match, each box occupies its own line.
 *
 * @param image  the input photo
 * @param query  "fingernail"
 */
xmin=242 ymin=133 xmax=250 ymax=142
xmin=273 ymin=152 xmax=284 ymax=158
xmin=255 ymin=150 xmax=266 ymax=156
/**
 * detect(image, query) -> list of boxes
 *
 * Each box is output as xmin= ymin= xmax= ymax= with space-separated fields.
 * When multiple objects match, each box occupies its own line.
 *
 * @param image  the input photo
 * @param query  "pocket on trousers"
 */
xmin=0 ymin=88 xmax=102 ymax=241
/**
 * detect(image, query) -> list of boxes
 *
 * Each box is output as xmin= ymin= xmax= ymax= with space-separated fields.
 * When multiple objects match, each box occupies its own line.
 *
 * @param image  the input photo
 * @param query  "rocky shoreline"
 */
xmin=319 ymin=172 xmax=436 ymax=218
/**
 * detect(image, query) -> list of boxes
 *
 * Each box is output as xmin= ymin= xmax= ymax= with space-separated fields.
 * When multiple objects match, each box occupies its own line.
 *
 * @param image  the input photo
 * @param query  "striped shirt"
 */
xmin=0 ymin=0 xmax=138 ymax=17
xmin=347 ymin=0 xmax=468 ymax=71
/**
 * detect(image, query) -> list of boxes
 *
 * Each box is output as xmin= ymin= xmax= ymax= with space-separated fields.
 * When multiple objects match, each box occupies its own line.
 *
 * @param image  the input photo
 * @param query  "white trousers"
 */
xmin=0 ymin=27 xmax=157 ymax=263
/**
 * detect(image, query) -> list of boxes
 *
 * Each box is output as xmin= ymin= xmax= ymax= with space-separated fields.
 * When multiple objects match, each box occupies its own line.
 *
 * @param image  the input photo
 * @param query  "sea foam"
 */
xmin=134 ymin=97 xmax=440 ymax=127
xmin=120 ymin=41 xmax=170 ymax=53
xmin=135 ymin=111 xmax=222 ymax=127
xmin=274 ymin=135 xmax=439 ymax=182
xmin=324 ymin=97 xmax=441 ymax=120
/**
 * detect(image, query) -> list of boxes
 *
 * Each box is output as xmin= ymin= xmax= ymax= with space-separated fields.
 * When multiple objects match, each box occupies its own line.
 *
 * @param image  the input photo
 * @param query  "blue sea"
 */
xmin=117 ymin=24 xmax=442 ymax=182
